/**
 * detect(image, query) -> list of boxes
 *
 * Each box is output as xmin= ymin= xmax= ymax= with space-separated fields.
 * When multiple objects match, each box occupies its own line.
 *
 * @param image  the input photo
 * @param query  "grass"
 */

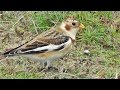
xmin=0 ymin=11 xmax=120 ymax=79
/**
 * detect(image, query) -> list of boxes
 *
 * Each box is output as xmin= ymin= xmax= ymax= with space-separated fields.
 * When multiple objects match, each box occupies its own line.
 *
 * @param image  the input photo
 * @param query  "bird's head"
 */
xmin=60 ymin=16 xmax=85 ymax=40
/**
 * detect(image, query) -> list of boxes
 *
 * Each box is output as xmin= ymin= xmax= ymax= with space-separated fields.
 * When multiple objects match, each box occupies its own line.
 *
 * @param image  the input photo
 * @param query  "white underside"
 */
xmin=23 ymin=52 xmax=66 ymax=68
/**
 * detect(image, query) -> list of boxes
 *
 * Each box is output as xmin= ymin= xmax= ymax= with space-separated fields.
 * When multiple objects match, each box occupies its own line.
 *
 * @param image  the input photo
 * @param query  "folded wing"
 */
xmin=3 ymin=36 xmax=70 ymax=56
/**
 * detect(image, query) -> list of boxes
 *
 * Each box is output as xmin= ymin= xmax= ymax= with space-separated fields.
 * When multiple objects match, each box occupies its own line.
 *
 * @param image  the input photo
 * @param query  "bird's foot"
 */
xmin=39 ymin=66 xmax=58 ymax=72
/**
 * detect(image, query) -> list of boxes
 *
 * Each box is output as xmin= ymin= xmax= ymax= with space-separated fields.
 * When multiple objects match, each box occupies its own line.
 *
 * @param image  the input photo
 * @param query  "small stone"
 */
xmin=84 ymin=50 xmax=90 ymax=54
xmin=83 ymin=49 xmax=90 ymax=56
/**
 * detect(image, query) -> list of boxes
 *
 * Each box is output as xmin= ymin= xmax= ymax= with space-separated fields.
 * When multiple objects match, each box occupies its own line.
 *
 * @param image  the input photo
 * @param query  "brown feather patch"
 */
xmin=26 ymin=41 xmax=48 ymax=48
xmin=65 ymin=24 xmax=71 ymax=31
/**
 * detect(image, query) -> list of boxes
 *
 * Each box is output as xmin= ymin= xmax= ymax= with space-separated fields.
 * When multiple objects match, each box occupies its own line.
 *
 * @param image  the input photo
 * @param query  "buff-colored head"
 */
xmin=60 ymin=16 xmax=85 ymax=40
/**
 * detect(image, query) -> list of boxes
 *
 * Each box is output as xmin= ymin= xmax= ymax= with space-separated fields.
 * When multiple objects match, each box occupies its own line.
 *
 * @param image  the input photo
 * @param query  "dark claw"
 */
xmin=47 ymin=66 xmax=58 ymax=72
xmin=41 ymin=66 xmax=58 ymax=72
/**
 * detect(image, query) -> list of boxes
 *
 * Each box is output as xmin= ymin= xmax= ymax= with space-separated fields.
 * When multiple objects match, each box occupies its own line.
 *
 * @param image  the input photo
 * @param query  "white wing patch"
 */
xmin=24 ymin=38 xmax=72 ymax=53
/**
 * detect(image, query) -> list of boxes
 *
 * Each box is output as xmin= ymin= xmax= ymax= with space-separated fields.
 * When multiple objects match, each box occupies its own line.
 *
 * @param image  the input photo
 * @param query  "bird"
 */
xmin=0 ymin=16 xmax=85 ymax=69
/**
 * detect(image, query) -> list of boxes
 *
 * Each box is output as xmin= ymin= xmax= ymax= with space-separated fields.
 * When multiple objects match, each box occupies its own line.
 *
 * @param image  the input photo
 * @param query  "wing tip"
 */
xmin=2 ymin=48 xmax=17 ymax=57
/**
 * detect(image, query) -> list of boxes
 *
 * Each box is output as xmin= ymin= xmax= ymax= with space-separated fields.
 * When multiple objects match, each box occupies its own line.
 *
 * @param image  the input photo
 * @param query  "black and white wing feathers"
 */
xmin=3 ymin=36 xmax=71 ymax=56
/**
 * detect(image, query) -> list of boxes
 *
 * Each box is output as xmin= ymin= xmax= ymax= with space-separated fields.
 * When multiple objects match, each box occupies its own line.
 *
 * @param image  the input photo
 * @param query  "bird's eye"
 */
xmin=72 ymin=22 xmax=76 ymax=26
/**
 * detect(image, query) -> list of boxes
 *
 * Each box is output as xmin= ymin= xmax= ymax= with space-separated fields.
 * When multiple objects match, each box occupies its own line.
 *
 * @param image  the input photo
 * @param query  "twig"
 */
xmin=9 ymin=15 xmax=24 ymax=31
xmin=39 ymin=26 xmax=50 ymax=28
xmin=31 ymin=19 xmax=38 ymax=35
xmin=0 ymin=11 xmax=3 ymax=19
xmin=0 ymin=21 xmax=13 ymax=23
xmin=115 ymin=69 xmax=118 ymax=79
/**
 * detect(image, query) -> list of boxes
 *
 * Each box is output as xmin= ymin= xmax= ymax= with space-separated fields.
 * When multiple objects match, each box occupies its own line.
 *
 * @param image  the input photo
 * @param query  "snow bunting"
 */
xmin=1 ymin=16 xmax=85 ymax=68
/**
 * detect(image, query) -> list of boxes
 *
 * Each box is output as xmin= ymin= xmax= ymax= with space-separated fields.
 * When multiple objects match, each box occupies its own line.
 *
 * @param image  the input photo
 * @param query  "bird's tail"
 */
xmin=0 ymin=48 xmax=17 ymax=60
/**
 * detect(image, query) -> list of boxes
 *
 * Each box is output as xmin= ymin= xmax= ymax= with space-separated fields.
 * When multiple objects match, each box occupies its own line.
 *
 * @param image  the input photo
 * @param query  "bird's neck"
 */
xmin=59 ymin=22 xmax=76 ymax=40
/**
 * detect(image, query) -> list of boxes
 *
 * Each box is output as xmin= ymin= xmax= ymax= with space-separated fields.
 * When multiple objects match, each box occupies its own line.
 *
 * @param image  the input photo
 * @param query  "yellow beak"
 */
xmin=79 ymin=23 xmax=85 ymax=29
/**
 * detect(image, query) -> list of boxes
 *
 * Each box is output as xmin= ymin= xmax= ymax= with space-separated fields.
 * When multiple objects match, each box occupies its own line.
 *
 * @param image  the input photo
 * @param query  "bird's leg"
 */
xmin=44 ymin=60 xmax=51 ymax=69
xmin=38 ymin=60 xmax=48 ymax=71
xmin=42 ymin=60 xmax=58 ymax=72
xmin=39 ymin=60 xmax=51 ymax=71
xmin=39 ymin=61 xmax=51 ymax=72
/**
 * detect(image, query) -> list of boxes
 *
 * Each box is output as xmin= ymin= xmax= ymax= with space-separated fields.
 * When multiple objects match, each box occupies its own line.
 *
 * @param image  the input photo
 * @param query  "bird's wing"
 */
xmin=3 ymin=36 xmax=71 ymax=56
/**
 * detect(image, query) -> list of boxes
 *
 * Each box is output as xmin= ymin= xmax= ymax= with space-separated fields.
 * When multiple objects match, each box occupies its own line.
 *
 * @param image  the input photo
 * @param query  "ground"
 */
xmin=0 ymin=11 xmax=120 ymax=79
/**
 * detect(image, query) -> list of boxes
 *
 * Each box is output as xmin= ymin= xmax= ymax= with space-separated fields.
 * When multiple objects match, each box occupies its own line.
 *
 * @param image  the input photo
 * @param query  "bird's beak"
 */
xmin=79 ymin=23 xmax=85 ymax=29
